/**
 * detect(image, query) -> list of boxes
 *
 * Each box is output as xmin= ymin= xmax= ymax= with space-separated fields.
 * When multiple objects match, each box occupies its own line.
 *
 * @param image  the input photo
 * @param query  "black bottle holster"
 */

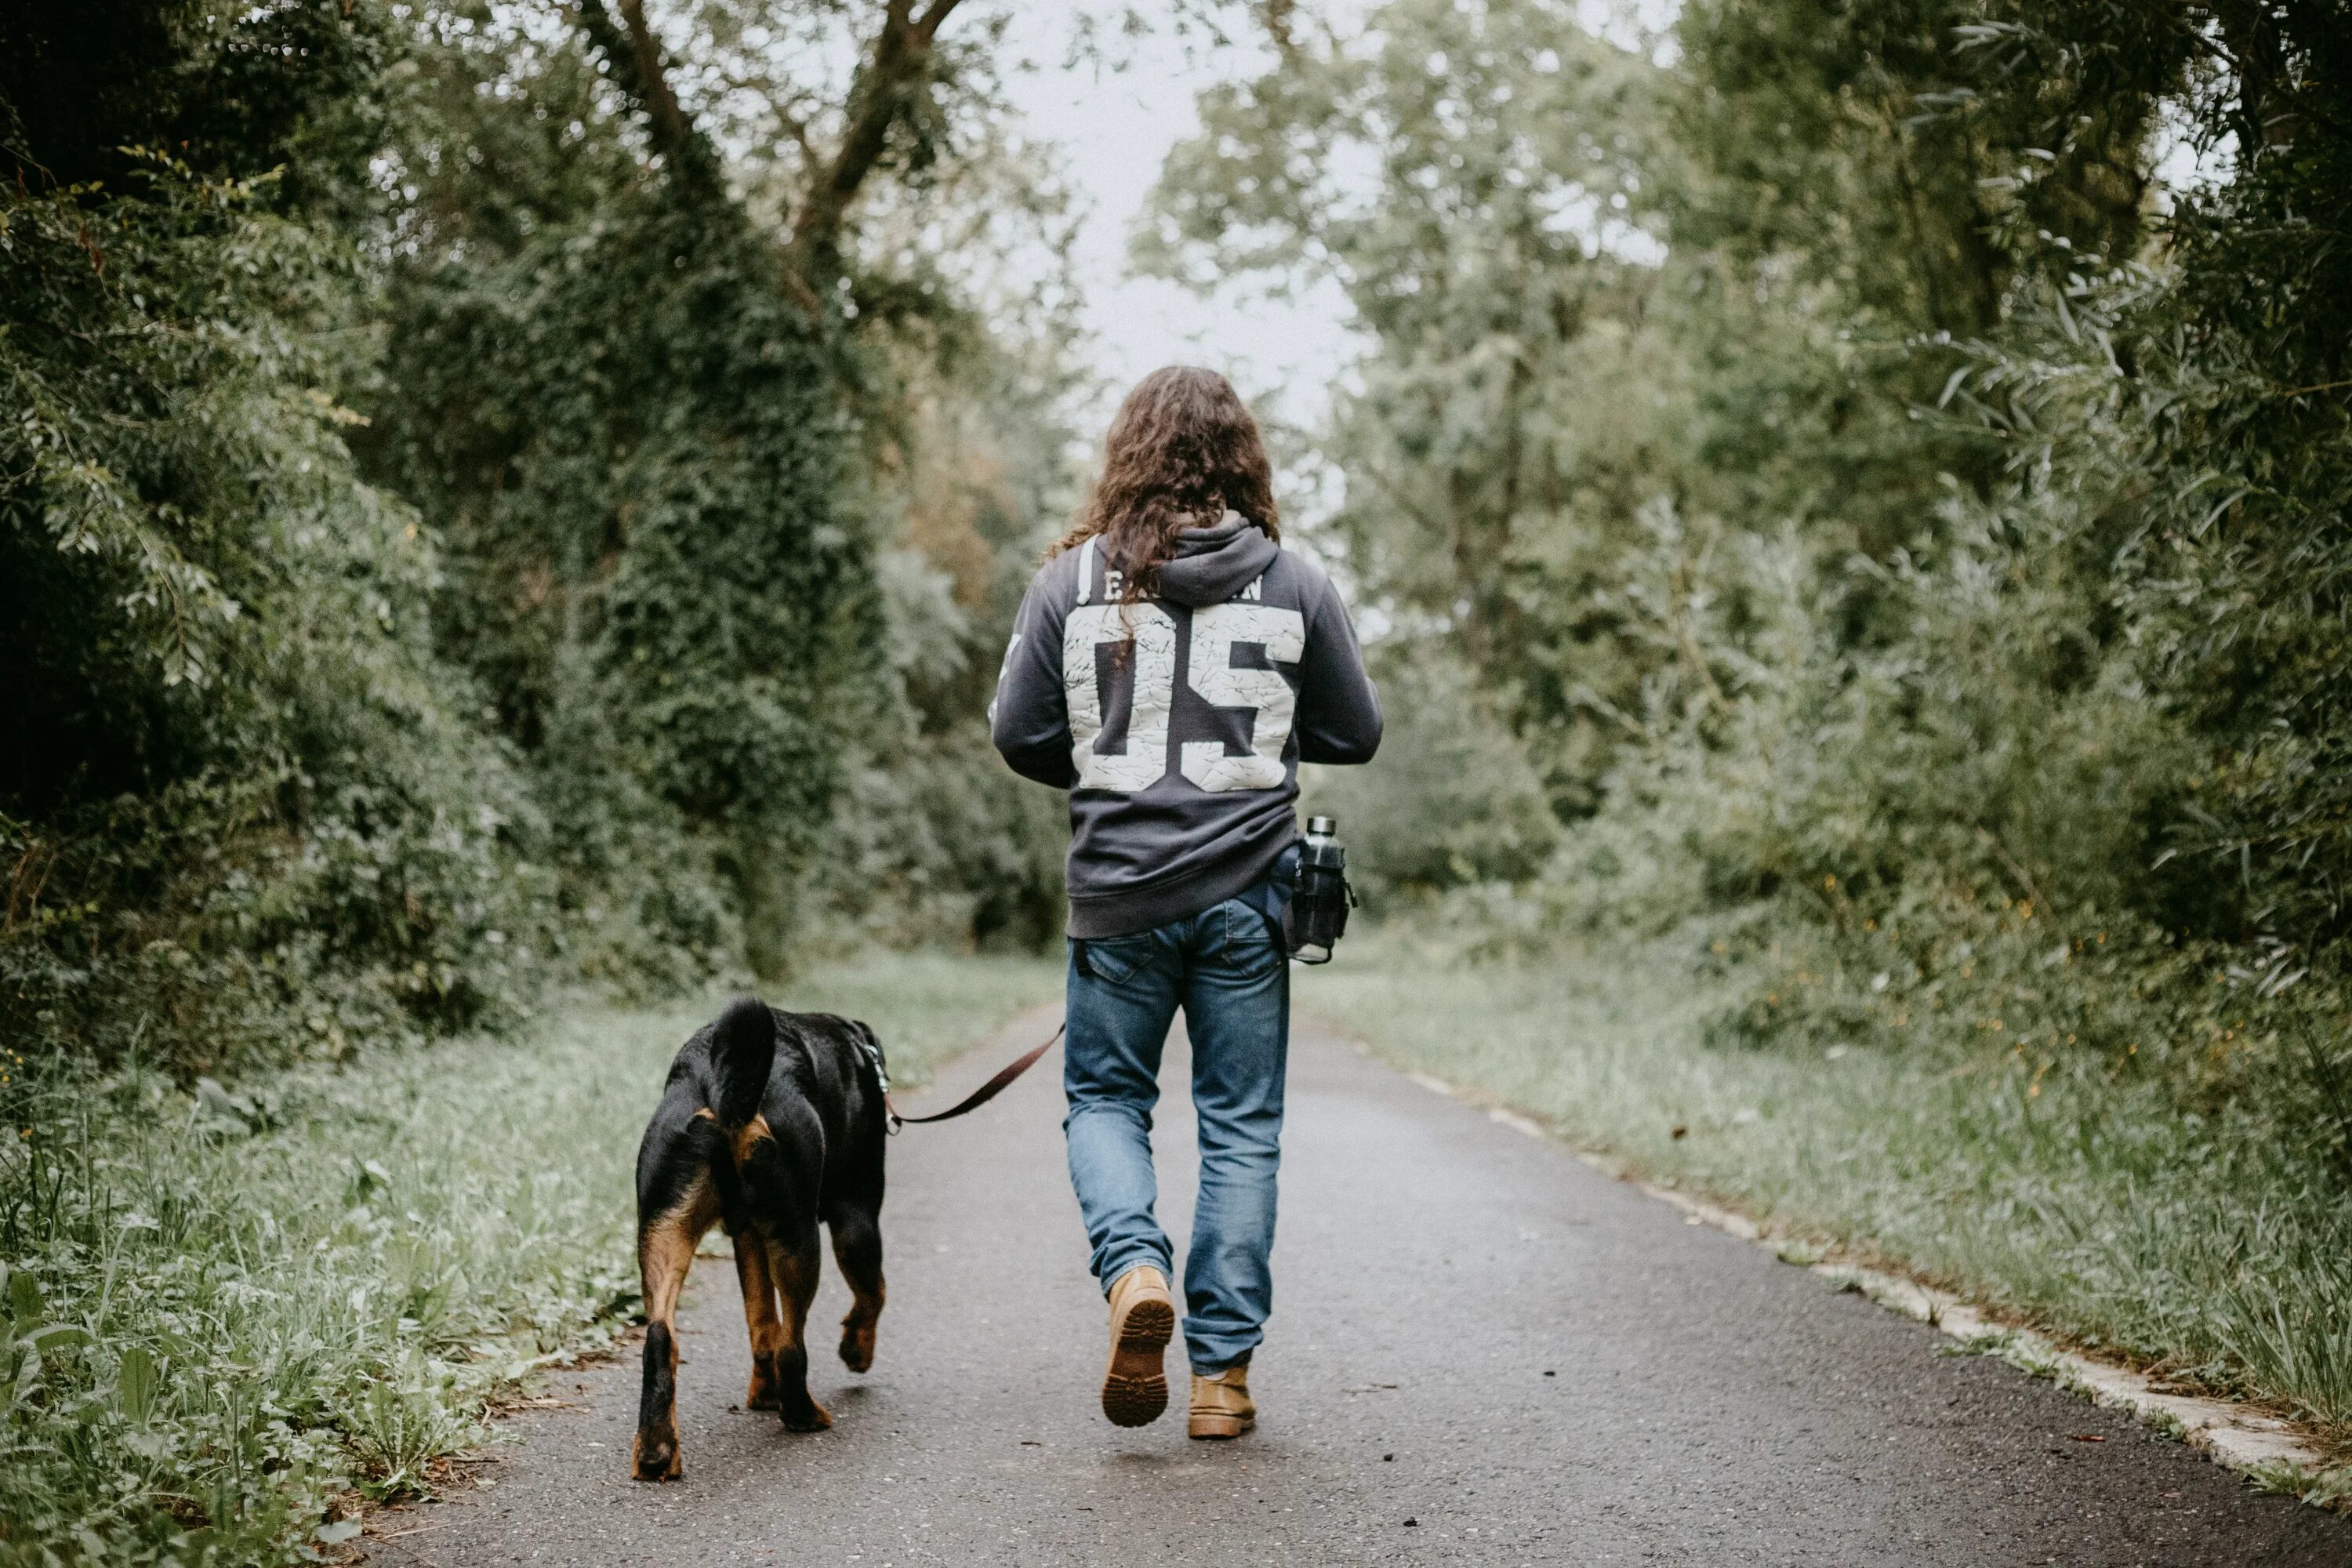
xmin=1234 ymin=841 xmax=1302 ymax=956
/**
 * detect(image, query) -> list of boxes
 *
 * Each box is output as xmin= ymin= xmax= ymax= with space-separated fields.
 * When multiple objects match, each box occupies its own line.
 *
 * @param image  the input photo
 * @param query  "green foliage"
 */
xmin=372 ymin=16 xmax=881 ymax=981
xmin=775 ymin=149 xmax=1087 ymax=953
xmin=1 ymin=132 xmax=553 ymax=1073
xmin=1302 ymin=648 xmax=1558 ymax=898
xmin=0 ymin=1022 xmax=642 ymax=1566
xmin=1158 ymin=10 xmax=2352 ymax=1450
xmin=0 ymin=0 xmax=393 ymax=209
xmin=1145 ymin=1 xmax=1673 ymax=807
xmin=379 ymin=186 xmax=876 ymax=976
xmin=373 ymin=6 xmax=1077 ymax=976
xmin=1608 ymin=0 xmax=2352 ymax=1179
xmin=1 ymin=0 xmax=555 ymax=1075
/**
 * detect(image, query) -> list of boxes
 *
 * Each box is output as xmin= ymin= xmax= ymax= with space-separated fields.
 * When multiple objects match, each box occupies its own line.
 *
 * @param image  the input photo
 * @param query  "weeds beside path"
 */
xmin=0 ymin=953 xmax=1060 ymax=1568
xmin=1298 ymin=935 xmax=2352 ymax=1471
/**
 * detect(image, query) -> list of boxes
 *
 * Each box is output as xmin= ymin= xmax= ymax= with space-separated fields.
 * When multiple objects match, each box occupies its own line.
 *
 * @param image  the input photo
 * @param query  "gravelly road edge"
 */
xmin=1399 ymin=1060 xmax=2347 ymax=1497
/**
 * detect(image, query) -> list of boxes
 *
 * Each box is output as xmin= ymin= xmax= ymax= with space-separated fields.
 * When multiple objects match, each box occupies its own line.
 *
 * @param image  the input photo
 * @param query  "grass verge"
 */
xmin=0 ymin=951 xmax=1061 ymax=1566
xmin=1297 ymin=931 xmax=2352 ymax=1461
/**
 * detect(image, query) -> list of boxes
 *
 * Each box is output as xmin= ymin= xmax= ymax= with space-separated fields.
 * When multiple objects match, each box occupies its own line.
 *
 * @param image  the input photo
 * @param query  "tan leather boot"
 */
xmin=1100 ymin=1265 xmax=1175 ymax=1427
xmin=1188 ymin=1364 xmax=1255 ymax=1439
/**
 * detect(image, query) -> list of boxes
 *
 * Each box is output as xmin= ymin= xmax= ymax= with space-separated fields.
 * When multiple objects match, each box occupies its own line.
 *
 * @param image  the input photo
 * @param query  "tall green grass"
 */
xmin=1299 ymin=935 xmax=2352 ymax=1455
xmin=0 ymin=953 xmax=1060 ymax=1566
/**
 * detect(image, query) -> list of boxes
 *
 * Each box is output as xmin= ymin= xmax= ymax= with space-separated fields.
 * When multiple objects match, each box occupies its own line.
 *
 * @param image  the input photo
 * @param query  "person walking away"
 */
xmin=989 ymin=366 xmax=1382 ymax=1437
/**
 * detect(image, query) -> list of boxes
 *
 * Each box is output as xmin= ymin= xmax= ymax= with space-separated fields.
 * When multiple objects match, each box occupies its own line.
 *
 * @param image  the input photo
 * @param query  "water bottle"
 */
xmin=1289 ymin=815 xmax=1354 ymax=964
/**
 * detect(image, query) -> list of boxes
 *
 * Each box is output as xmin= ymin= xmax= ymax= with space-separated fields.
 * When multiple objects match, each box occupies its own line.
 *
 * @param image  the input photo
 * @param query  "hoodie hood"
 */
xmin=1155 ymin=510 xmax=1279 ymax=608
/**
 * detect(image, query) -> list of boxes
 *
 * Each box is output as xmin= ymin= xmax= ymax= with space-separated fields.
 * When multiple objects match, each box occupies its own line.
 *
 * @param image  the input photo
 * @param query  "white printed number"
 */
xmin=1065 ymin=604 xmax=1176 ymax=791
xmin=1182 ymin=603 xmax=1303 ymax=791
xmin=1063 ymin=604 xmax=1304 ymax=794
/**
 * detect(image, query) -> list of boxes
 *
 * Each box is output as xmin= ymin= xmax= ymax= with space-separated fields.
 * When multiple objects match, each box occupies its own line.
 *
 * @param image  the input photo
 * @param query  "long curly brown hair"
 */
xmin=1054 ymin=367 xmax=1280 ymax=598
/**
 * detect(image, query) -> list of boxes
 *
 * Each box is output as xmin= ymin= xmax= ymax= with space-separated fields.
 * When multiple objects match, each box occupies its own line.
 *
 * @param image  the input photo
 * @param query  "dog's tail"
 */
xmin=707 ymin=996 xmax=775 ymax=1129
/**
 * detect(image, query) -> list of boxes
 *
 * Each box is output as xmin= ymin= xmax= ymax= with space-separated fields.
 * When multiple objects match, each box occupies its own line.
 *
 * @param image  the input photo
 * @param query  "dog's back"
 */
xmin=630 ymin=997 xmax=890 ymax=1480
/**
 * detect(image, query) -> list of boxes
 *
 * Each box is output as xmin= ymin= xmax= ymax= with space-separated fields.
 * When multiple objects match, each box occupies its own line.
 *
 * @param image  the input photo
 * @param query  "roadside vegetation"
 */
xmin=0 ymin=953 xmax=1059 ymax=1567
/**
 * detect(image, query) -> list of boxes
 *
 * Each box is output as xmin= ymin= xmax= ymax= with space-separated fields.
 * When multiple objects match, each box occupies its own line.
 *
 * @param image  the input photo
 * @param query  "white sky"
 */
xmin=994 ymin=9 xmax=1370 ymax=442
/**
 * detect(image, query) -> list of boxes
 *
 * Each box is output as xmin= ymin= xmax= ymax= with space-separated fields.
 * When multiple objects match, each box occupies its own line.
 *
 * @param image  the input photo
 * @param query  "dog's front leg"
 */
xmin=830 ymin=1209 xmax=886 ymax=1374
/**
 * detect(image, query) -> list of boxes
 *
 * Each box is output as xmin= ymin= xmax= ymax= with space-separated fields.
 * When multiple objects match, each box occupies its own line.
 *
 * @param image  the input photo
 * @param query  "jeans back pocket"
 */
xmin=1073 ymin=930 xmax=1159 ymax=984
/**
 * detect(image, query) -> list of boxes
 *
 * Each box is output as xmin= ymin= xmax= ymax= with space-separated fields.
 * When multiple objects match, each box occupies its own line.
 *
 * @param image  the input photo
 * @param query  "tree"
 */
xmin=375 ymin=0 xmax=1033 ymax=974
xmin=1 ymin=1 xmax=550 ymax=1068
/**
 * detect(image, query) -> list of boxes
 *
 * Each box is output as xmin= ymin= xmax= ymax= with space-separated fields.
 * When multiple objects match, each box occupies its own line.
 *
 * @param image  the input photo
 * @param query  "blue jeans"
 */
xmin=1063 ymin=896 xmax=1290 ymax=1375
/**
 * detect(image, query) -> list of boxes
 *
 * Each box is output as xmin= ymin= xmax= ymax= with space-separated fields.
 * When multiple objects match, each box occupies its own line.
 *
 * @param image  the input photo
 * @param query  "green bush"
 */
xmin=379 ymin=184 xmax=879 ymax=978
xmin=1302 ymin=648 xmax=1558 ymax=899
xmin=1 ymin=143 xmax=556 ymax=1074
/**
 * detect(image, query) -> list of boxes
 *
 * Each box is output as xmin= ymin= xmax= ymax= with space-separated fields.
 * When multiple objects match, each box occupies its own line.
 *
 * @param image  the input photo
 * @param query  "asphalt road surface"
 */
xmin=363 ymin=1007 xmax=2352 ymax=1566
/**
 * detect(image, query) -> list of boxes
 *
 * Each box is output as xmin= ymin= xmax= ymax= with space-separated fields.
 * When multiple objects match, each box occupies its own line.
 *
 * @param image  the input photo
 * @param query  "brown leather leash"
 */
xmin=864 ymin=1021 xmax=1063 ymax=1133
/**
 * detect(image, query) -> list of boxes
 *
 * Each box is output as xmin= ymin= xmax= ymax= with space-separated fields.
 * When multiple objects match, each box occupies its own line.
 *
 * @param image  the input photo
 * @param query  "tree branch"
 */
xmin=575 ymin=0 xmax=720 ymax=194
xmin=789 ymin=0 xmax=966 ymax=271
xmin=2208 ymin=0 xmax=2303 ymax=150
xmin=913 ymin=0 xmax=967 ymax=46
xmin=1258 ymin=0 xmax=1298 ymax=55
xmin=614 ymin=0 xmax=692 ymax=156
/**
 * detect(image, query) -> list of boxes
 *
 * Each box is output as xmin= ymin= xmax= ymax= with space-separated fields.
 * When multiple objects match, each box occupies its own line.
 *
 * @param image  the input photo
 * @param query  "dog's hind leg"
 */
xmin=732 ymin=1230 xmax=787 ymax=1410
xmin=632 ymin=1176 xmax=714 ymax=1482
xmin=767 ymin=1226 xmax=831 ymax=1432
xmin=829 ymin=1207 xmax=886 ymax=1374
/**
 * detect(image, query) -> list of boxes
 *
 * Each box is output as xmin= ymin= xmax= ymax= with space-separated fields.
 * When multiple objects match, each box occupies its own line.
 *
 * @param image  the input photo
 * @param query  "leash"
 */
xmin=860 ymin=1021 xmax=1064 ymax=1133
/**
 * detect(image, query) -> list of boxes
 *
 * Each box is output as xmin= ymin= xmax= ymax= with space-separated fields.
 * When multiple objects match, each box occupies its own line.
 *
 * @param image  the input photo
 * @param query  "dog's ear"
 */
xmin=709 ymin=996 xmax=777 ymax=1128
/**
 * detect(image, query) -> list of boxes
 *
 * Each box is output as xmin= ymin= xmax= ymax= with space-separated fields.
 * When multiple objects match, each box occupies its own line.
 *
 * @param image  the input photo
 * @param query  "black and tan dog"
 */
xmin=630 ymin=996 xmax=888 ymax=1481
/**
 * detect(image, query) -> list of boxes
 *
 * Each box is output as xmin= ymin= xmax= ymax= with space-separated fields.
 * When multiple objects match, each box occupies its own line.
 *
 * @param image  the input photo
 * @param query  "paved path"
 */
xmin=365 ymin=1009 xmax=2350 ymax=1566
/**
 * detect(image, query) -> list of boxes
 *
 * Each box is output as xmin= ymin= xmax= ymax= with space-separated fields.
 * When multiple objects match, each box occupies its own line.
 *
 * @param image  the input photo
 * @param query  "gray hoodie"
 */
xmin=990 ymin=514 xmax=1383 ymax=938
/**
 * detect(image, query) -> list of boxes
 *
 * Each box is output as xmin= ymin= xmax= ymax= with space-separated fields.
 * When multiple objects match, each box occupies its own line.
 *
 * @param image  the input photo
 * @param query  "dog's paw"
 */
xmin=746 ymin=1356 xmax=785 ymax=1410
xmin=839 ymin=1323 xmax=877 ymax=1374
xmin=631 ymin=1427 xmax=683 ymax=1482
xmin=782 ymin=1399 xmax=833 ymax=1433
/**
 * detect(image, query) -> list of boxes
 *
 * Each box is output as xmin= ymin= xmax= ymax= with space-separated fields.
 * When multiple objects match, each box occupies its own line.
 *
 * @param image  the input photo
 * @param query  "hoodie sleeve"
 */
xmin=1294 ymin=569 xmax=1383 ymax=765
xmin=990 ymin=562 xmax=1080 ymax=788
